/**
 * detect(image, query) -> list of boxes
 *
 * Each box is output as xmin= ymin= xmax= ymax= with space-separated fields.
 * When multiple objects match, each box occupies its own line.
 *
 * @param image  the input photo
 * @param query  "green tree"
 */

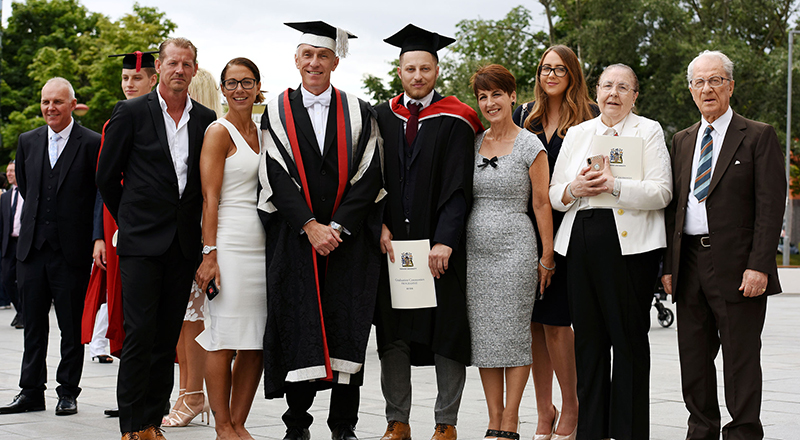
xmin=1 ymin=1 xmax=174 ymax=159
xmin=362 ymin=59 xmax=404 ymax=104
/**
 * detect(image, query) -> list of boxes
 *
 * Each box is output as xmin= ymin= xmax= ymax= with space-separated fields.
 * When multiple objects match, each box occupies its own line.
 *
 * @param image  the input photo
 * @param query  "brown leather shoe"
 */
xmin=431 ymin=424 xmax=456 ymax=440
xmin=140 ymin=426 xmax=166 ymax=440
xmin=121 ymin=433 xmax=141 ymax=440
xmin=381 ymin=421 xmax=411 ymax=440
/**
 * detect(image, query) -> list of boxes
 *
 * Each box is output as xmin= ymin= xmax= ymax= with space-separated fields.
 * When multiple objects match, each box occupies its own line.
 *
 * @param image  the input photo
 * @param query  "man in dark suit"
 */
xmin=0 ymin=77 xmax=101 ymax=416
xmin=96 ymin=38 xmax=216 ymax=439
xmin=0 ymin=160 xmax=24 ymax=329
xmin=258 ymin=21 xmax=383 ymax=440
xmin=663 ymin=50 xmax=785 ymax=440
xmin=373 ymin=25 xmax=483 ymax=440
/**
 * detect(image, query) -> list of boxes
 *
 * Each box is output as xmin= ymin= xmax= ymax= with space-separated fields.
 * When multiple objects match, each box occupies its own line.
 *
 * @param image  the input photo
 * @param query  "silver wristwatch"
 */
xmin=202 ymin=245 xmax=217 ymax=255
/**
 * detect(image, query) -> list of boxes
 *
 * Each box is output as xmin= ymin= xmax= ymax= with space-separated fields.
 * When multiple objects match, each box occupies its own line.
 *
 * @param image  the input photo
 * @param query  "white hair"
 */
xmin=43 ymin=77 xmax=76 ymax=101
xmin=687 ymin=50 xmax=734 ymax=84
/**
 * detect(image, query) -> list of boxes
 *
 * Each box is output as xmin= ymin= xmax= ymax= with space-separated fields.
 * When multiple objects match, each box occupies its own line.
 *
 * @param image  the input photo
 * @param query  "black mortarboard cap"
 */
xmin=285 ymin=21 xmax=357 ymax=58
xmin=384 ymin=24 xmax=455 ymax=60
xmin=108 ymin=51 xmax=158 ymax=72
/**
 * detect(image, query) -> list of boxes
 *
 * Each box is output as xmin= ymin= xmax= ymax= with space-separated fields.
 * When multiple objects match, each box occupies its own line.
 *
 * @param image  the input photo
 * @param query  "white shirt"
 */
xmin=10 ymin=185 xmax=23 ymax=237
xmin=402 ymin=89 xmax=435 ymax=132
xmin=157 ymin=86 xmax=193 ymax=197
xmin=684 ymin=106 xmax=733 ymax=235
xmin=47 ymin=118 xmax=75 ymax=164
xmin=301 ymin=85 xmax=332 ymax=153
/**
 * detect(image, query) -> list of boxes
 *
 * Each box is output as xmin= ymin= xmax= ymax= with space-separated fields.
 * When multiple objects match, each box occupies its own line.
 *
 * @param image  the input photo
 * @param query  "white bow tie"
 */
xmin=304 ymin=92 xmax=331 ymax=108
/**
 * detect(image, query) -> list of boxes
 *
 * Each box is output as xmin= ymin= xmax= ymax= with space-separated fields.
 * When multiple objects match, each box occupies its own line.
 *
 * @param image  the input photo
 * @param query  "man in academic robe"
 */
xmin=373 ymin=24 xmax=483 ymax=440
xmin=97 ymin=38 xmax=216 ymax=439
xmin=0 ymin=77 xmax=101 ymax=416
xmin=83 ymin=50 xmax=159 ymax=366
xmin=83 ymin=50 xmax=159 ymax=418
xmin=258 ymin=21 xmax=384 ymax=440
xmin=663 ymin=50 xmax=785 ymax=440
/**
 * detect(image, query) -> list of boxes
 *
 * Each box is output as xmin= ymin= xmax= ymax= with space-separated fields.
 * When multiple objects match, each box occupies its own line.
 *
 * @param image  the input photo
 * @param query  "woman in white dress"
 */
xmin=195 ymin=57 xmax=266 ymax=440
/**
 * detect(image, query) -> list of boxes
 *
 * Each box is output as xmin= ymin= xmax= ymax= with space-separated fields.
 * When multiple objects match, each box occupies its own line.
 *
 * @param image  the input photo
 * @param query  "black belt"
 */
xmin=686 ymin=234 xmax=711 ymax=248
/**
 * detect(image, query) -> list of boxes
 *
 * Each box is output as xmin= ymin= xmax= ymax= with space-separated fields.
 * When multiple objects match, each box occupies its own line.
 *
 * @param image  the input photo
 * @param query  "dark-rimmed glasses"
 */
xmin=222 ymin=78 xmax=257 ymax=91
xmin=689 ymin=76 xmax=730 ymax=90
xmin=538 ymin=65 xmax=568 ymax=77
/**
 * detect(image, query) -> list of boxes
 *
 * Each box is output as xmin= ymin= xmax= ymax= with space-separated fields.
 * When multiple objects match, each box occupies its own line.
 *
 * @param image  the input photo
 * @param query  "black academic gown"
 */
xmin=259 ymin=87 xmax=384 ymax=398
xmin=373 ymin=92 xmax=476 ymax=366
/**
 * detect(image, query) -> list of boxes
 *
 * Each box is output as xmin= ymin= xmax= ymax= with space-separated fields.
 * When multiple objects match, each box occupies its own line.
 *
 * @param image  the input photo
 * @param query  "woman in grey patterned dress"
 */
xmin=467 ymin=65 xmax=555 ymax=440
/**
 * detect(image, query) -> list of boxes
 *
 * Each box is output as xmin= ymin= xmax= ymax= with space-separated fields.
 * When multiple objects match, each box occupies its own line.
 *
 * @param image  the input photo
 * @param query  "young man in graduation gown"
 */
xmin=373 ymin=24 xmax=483 ymax=440
xmin=257 ymin=21 xmax=384 ymax=440
xmin=97 ymin=38 xmax=217 ymax=439
xmin=83 ymin=50 xmax=159 ymax=417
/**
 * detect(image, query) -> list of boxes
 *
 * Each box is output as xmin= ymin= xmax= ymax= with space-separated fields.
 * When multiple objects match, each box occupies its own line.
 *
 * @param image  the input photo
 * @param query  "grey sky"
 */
xmin=2 ymin=0 xmax=548 ymax=102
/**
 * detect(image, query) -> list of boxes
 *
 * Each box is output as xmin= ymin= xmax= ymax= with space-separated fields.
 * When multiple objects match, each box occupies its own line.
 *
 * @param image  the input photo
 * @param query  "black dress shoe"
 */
xmin=0 ymin=393 xmax=45 ymax=414
xmin=284 ymin=427 xmax=311 ymax=440
xmin=92 ymin=355 xmax=114 ymax=364
xmin=104 ymin=407 xmax=120 ymax=417
xmin=10 ymin=315 xmax=17 ymax=327
xmin=332 ymin=425 xmax=358 ymax=440
xmin=55 ymin=395 xmax=77 ymax=416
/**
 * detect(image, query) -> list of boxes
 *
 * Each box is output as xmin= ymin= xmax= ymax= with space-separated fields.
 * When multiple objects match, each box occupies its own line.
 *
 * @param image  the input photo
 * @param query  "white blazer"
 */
xmin=549 ymin=113 xmax=672 ymax=256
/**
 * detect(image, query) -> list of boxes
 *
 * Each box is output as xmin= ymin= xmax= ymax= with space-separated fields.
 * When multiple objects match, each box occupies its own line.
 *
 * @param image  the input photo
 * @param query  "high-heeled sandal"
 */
xmin=533 ymin=406 xmax=559 ymax=440
xmin=162 ymin=390 xmax=210 ymax=427
xmin=161 ymin=389 xmax=185 ymax=425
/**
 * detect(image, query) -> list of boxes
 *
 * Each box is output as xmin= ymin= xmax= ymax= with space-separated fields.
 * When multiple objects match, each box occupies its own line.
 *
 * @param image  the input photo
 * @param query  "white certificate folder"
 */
xmin=589 ymin=135 xmax=643 ymax=207
xmin=387 ymin=239 xmax=437 ymax=309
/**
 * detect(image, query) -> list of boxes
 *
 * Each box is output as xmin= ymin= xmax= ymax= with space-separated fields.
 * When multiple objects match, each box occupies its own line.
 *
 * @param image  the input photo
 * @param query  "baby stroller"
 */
xmin=652 ymin=260 xmax=674 ymax=328
xmin=652 ymin=279 xmax=674 ymax=328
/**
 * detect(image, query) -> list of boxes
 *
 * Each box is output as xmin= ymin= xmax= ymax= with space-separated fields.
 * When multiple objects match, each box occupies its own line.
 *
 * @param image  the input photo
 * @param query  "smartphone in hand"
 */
xmin=587 ymin=154 xmax=605 ymax=171
xmin=206 ymin=278 xmax=219 ymax=301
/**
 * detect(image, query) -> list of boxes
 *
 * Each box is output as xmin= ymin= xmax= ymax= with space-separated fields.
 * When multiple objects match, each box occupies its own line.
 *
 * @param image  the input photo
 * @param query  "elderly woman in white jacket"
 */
xmin=548 ymin=64 xmax=671 ymax=440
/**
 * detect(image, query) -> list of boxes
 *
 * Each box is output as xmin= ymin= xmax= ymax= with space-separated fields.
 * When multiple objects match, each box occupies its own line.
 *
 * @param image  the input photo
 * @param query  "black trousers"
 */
xmin=17 ymin=241 xmax=90 ymax=399
xmin=282 ymin=382 xmax=360 ymax=431
xmin=566 ymin=210 xmax=660 ymax=440
xmin=2 ymin=236 xmax=22 ymax=324
xmin=677 ymin=237 xmax=767 ymax=440
xmin=117 ymin=235 xmax=194 ymax=433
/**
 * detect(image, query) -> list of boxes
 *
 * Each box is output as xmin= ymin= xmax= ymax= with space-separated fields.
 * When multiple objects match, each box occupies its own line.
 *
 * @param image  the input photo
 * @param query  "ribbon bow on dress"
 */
xmin=478 ymin=156 xmax=498 ymax=169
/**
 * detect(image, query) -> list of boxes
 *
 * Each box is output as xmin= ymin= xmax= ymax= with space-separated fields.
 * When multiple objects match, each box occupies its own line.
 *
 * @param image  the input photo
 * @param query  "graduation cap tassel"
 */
xmin=336 ymin=27 xmax=350 ymax=58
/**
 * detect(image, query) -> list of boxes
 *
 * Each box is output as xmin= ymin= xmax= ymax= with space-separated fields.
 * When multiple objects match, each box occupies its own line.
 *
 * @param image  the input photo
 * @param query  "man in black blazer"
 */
xmin=0 ymin=78 xmax=101 ymax=416
xmin=96 ymin=37 xmax=216 ymax=439
xmin=0 ymin=160 xmax=24 ymax=329
xmin=663 ymin=50 xmax=785 ymax=440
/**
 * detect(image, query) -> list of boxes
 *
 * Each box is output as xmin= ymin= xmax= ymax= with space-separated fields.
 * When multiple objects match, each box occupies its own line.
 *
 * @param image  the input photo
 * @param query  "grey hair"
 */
xmin=599 ymin=63 xmax=639 ymax=92
xmin=43 ymin=77 xmax=76 ymax=101
xmin=687 ymin=50 xmax=734 ymax=84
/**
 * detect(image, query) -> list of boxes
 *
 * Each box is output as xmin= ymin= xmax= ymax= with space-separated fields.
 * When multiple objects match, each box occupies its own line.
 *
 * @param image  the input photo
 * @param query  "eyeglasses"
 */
xmin=689 ymin=76 xmax=730 ymax=90
xmin=598 ymin=81 xmax=634 ymax=95
xmin=538 ymin=65 xmax=568 ymax=77
xmin=222 ymin=78 xmax=257 ymax=91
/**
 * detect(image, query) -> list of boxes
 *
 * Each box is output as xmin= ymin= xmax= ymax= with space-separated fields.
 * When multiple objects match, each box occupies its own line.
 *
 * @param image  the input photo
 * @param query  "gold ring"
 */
xmin=761 ymin=288 xmax=766 ymax=292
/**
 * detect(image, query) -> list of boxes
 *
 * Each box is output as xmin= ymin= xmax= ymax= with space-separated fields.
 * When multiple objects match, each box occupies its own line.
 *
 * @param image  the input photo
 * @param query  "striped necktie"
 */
xmin=694 ymin=125 xmax=713 ymax=202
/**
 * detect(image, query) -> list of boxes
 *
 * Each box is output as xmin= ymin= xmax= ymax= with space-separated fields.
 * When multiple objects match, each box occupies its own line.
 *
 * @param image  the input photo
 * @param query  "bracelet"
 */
xmin=566 ymin=183 xmax=578 ymax=201
xmin=611 ymin=179 xmax=621 ymax=197
xmin=539 ymin=260 xmax=556 ymax=271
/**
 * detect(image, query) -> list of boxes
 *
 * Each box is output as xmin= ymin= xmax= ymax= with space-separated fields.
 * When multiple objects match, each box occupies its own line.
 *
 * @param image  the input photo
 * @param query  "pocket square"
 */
xmin=735 ymin=160 xmax=741 ymax=165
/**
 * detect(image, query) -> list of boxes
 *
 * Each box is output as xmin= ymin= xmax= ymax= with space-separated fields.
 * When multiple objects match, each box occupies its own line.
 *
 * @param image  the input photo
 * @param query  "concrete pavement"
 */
xmin=0 ymin=295 xmax=798 ymax=439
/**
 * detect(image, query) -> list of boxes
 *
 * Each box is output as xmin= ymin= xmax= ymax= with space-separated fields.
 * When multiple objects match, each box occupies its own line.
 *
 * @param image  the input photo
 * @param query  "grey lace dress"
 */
xmin=466 ymin=129 xmax=545 ymax=368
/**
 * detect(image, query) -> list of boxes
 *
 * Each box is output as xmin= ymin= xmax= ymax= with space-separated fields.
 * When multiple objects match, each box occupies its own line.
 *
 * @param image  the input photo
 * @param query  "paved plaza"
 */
xmin=0 ymin=294 xmax=798 ymax=439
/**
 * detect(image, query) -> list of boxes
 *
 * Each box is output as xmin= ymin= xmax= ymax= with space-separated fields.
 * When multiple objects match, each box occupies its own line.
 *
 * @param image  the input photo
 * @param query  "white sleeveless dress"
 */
xmin=196 ymin=118 xmax=267 ymax=351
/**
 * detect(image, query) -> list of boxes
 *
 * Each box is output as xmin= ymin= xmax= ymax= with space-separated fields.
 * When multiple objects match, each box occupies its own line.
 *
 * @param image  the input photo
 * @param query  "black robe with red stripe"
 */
xmin=258 ymin=86 xmax=384 ymax=398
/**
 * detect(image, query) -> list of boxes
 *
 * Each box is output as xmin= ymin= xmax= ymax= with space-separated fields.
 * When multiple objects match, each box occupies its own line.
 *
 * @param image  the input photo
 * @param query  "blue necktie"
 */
xmin=694 ymin=125 xmax=713 ymax=202
xmin=49 ymin=133 xmax=60 ymax=168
